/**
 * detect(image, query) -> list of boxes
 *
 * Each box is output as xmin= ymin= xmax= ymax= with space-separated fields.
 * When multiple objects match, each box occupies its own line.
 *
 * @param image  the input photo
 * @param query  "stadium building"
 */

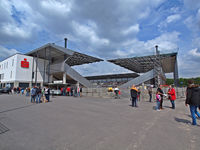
xmin=0 ymin=42 xmax=178 ymax=89
xmin=0 ymin=43 xmax=103 ymax=88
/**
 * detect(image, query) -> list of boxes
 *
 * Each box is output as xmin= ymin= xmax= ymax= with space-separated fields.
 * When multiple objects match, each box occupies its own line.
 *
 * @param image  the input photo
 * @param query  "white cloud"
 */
xmin=1 ymin=0 xmax=199 ymax=78
xmin=158 ymin=14 xmax=181 ymax=29
xmin=166 ymin=14 xmax=181 ymax=23
xmin=189 ymin=48 xmax=200 ymax=57
xmin=178 ymin=50 xmax=200 ymax=78
xmin=119 ymin=31 xmax=180 ymax=57
xmin=73 ymin=61 xmax=132 ymax=76
xmin=0 ymin=45 xmax=19 ymax=59
xmin=40 ymin=0 xmax=72 ymax=16
xmin=72 ymin=21 xmax=110 ymax=46
xmin=145 ymin=31 xmax=180 ymax=51
xmin=0 ymin=0 xmax=12 ymax=22
xmin=1 ymin=23 xmax=31 ymax=39
xmin=122 ymin=24 xmax=139 ymax=35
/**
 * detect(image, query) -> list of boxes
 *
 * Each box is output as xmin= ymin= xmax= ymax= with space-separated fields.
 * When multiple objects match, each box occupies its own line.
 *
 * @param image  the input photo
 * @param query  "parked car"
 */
xmin=0 ymin=87 xmax=11 ymax=94
xmin=50 ymin=89 xmax=62 ymax=95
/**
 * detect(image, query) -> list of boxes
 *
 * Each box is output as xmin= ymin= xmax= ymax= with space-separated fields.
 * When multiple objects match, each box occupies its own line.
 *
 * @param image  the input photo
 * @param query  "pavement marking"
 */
xmin=0 ymin=122 xmax=9 ymax=135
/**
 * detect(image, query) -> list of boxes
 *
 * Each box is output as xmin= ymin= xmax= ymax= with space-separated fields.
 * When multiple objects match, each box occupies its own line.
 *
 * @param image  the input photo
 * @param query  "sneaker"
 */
xmin=157 ymin=109 xmax=161 ymax=111
xmin=192 ymin=123 xmax=197 ymax=126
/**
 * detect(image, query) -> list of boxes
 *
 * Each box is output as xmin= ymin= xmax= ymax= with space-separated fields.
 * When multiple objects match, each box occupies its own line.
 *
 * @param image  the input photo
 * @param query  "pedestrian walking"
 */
xmin=114 ymin=86 xmax=120 ymax=99
xmin=80 ymin=87 xmax=82 ymax=97
xmin=137 ymin=87 xmax=141 ymax=101
xmin=67 ymin=86 xmax=70 ymax=96
xmin=148 ymin=85 xmax=153 ymax=102
xmin=30 ymin=86 xmax=37 ymax=103
xmin=185 ymin=80 xmax=200 ymax=125
xmin=63 ymin=87 xmax=66 ymax=96
xmin=168 ymin=85 xmax=176 ymax=109
xmin=44 ymin=86 xmax=50 ymax=102
xmin=130 ymin=85 xmax=138 ymax=107
xmin=26 ymin=87 xmax=30 ymax=96
xmin=157 ymin=85 xmax=164 ymax=109
xmin=21 ymin=88 xmax=24 ymax=95
xmin=70 ymin=87 xmax=74 ymax=96
xmin=36 ymin=87 xmax=42 ymax=103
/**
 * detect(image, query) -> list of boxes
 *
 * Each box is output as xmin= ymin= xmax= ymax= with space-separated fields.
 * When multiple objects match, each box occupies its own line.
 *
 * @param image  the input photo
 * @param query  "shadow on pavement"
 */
xmin=0 ymin=104 xmax=35 ymax=114
xmin=164 ymin=106 xmax=171 ymax=108
xmin=152 ymin=106 xmax=157 ymax=110
xmin=174 ymin=117 xmax=191 ymax=124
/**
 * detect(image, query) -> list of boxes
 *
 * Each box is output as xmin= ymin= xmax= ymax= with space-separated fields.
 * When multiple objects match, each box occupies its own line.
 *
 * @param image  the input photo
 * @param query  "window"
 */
xmin=12 ymin=59 xmax=14 ymax=66
xmin=10 ymin=71 xmax=12 ymax=78
xmin=7 ymin=62 xmax=8 ymax=68
xmin=0 ymin=74 xmax=4 ymax=80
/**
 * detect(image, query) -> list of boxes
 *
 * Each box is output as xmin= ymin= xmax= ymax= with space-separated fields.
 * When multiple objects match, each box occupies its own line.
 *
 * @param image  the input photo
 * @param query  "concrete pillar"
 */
xmin=29 ymin=82 xmax=32 ymax=88
xmin=76 ymin=82 xmax=80 ymax=89
xmin=63 ymin=72 xmax=66 ymax=84
xmin=174 ymin=56 xmax=179 ymax=87
xmin=14 ymin=81 xmax=19 ymax=87
xmin=50 ymin=75 xmax=53 ymax=83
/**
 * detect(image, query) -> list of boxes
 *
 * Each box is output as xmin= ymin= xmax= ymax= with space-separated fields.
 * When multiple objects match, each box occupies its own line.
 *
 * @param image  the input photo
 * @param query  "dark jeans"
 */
xmin=45 ymin=94 xmax=50 ymax=102
xmin=170 ymin=100 xmax=175 ymax=109
xmin=149 ymin=93 xmax=152 ymax=102
xmin=115 ymin=91 xmax=119 ymax=99
xmin=31 ymin=95 xmax=36 ymax=103
xmin=131 ymin=97 xmax=137 ymax=107
xmin=160 ymin=97 xmax=163 ymax=109
xmin=190 ymin=105 xmax=200 ymax=125
xmin=156 ymin=101 xmax=160 ymax=110
xmin=36 ymin=94 xmax=41 ymax=103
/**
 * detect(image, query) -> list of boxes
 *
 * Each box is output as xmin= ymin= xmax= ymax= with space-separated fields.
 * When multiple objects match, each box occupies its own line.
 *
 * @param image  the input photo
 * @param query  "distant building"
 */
xmin=0 ymin=43 xmax=103 ymax=88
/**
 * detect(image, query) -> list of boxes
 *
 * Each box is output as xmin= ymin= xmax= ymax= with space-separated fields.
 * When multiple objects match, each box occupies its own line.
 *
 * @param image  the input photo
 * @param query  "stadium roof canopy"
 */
xmin=107 ymin=53 xmax=177 ymax=73
xmin=85 ymin=73 xmax=139 ymax=80
xmin=26 ymin=43 xmax=103 ymax=66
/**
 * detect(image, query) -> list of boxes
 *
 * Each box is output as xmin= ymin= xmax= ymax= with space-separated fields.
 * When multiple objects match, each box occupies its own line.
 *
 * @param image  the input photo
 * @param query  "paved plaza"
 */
xmin=0 ymin=94 xmax=200 ymax=150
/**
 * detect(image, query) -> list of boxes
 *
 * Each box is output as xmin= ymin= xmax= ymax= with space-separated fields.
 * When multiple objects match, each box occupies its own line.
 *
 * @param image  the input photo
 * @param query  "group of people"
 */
xmin=61 ymin=86 xmax=82 ymax=97
xmin=155 ymin=84 xmax=176 ymax=111
xmin=30 ymin=86 xmax=50 ymax=103
xmin=130 ymin=80 xmax=200 ymax=126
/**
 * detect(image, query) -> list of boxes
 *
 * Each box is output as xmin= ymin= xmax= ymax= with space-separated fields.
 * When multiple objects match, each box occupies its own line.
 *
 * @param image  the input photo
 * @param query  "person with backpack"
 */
xmin=185 ymin=80 xmax=200 ymax=125
xmin=130 ymin=85 xmax=138 ymax=107
xmin=114 ymin=86 xmax=120 ymax=99
xmin=31 ymin=86 xmax=37 ymax=103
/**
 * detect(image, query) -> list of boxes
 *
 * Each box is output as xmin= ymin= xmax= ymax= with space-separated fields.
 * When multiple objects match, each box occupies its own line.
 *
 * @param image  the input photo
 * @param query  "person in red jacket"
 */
xmin=168 ymin=84 xmax=176 ymax=109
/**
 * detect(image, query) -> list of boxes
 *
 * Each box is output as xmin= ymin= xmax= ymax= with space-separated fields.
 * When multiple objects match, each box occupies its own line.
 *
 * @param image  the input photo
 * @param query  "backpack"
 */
xmin=31 ymin=88 xmax=37 ymax=96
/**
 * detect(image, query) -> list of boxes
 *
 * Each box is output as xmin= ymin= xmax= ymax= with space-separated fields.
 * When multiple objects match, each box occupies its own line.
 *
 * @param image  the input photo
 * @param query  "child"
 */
xmin=156 ymin=91 xmax=161 ymax=111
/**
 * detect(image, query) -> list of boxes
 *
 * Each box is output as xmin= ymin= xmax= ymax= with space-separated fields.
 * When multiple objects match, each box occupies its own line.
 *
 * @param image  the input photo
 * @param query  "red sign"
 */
xmin=21 ymin=58 xmax=29 ymax=68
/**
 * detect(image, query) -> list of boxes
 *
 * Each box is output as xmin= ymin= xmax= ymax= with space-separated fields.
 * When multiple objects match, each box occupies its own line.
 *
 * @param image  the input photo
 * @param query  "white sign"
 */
xmin=53 ymin=80 xmax=63 ymax=84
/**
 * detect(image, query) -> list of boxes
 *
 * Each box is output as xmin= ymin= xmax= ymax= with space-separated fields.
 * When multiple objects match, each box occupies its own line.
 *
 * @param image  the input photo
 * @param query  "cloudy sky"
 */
xmin=0 ymin=0 xmax=200 ymax=78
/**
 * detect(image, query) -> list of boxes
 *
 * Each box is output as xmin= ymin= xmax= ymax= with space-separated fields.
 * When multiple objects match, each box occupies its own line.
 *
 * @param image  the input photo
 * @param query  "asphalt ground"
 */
xmin=0 ymin=94 xmax=200 ymax=150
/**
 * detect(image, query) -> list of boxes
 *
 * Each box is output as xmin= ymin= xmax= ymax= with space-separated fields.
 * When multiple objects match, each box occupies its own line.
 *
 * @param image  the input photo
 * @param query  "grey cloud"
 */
xmin=0 ymin=45 xmax=18 ymax=60
xmin=178 ymin=52 xmax=200 ymax=78
xmin=0 ymin=0 xmax=167 ymax=55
